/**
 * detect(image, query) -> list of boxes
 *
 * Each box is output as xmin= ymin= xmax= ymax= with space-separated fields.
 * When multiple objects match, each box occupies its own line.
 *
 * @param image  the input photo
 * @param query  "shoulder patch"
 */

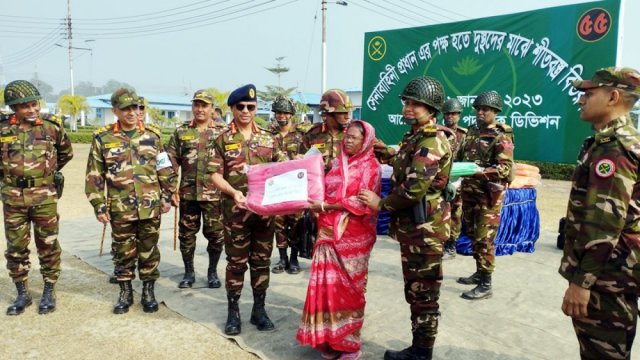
xmin=594 ymin=158 xmax=616 ymax=178
xmin=42 ymin=113 xmax=62 ymax=127
xmin=616 ymin=126 xmax=640 ymax=162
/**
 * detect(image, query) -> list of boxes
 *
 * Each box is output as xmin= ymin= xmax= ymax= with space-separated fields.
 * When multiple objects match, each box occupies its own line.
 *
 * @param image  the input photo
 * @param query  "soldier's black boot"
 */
xmin=461 ymin=272 xmax=492 ymax=300
xmin=271 ymin=248 xmax=289 ymax=274
xmin=456 ymin=271 xmax=481 ymax=285
xmin=224 ymin=294 xmax=241 ymax=335
xmin=38 ymin=281 xmax=56 ymax=314
xmin=141 ymin=280 xmax=159 ymax=313
xmin=441 ymin=241 xmax=456 ymax=260
xmin=250 ymin=291 xmax=275 ymax=331
xmin=384 ymin=346 xmax=433 ymax=360
xmin=207 ymin=250 xmax=222 ymax=288
xmin=287 ymin=248 xmax=301 ymax=274
xmin=109 ymin=271 xmax=117 ymax=284
xmin=6 ymin=280 xmax=32 ymax=316
xmin=178 ymin=255 xmax=195 ymax=288
xmin=113 ymin=280 xmax=133 ymax=314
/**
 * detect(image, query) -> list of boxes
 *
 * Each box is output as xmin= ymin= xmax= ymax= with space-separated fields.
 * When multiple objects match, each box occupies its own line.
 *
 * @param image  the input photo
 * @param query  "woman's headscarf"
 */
xmin=336 ymin=120 xmax=376 ymax=198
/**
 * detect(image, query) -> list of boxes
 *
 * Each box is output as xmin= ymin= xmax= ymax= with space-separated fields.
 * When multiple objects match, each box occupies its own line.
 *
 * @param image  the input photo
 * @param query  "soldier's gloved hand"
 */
xmin=96 ymin=212 xmax=110 ymax=224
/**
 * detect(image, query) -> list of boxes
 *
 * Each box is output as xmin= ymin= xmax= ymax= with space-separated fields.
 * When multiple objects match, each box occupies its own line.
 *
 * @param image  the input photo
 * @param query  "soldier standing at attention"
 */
xmin=1 ymin=80 xmax=73 ymax=315
xmin=359 ymin=76 xmax=452 ymax=360
xmin=209 ymin=84 xmax=287 ymax=335
xmin=560 ymin=67 xmax=640 ymax=359
xmin=301 ymin=88 xmax=353 ymax=173
xmin=269 ymin=95 xmax=306 ymax=275
xmin=441 ymin=98 xmax=467 ymax=260
xmin=85 ymin=88 xmax=177 ymax=314
xmin=455 ymin=90 xmax=514 ymax=301
xmin=167 ymin=90 xmax=227 ymax=289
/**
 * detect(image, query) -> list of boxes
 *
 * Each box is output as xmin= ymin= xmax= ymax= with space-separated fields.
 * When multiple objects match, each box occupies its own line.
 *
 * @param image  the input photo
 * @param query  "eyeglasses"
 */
xmin=235 ymin=103 xmax=256 ymax=111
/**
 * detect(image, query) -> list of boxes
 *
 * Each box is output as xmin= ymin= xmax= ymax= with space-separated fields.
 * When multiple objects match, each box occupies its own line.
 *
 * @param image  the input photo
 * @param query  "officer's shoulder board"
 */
xmin=93 ymin=124 xmax=114 ymax=136
xmin=456 ymin=126 xmax=468 ymax=134
xmin=41 ymin=113 xmax=63 ymax=127
xmin=421 ymin=124 xmax=438 ymax=137
xmin=145 ymin=122 xmax=162 ymax=137
xmin=495 ymin=123 xmax=513 ymax=134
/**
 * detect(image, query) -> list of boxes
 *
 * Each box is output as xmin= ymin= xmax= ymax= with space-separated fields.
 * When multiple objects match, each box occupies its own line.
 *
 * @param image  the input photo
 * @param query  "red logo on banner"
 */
xmin=577 ymin=8 xmax=612 ymax=42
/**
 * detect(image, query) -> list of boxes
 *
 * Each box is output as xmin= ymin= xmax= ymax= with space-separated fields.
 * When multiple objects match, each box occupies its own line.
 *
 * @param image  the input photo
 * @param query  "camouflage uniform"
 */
xmin=559 ymin=115 xmax=640 ymax=359
xmin=301 ymin=122 xmax=344 ymax=174
xmin=1 ymin=113 xmax=73 ymax=284
xmin=445 ymin=124 xmax=467 ymax=246
xmin=85 ymin=120 xmax=177 ymax=282
xmin=559 ymin=67 xmax=640 ymax=359
xmin=209 ymin=121 xmax=287 ymax=297
xmin=457 ymin=121 xmax=514 ymax=275
xmin=167 ymin=118 xmax=227 ymax=287
xmin=379 ymin=123 xmax=452 ymax=349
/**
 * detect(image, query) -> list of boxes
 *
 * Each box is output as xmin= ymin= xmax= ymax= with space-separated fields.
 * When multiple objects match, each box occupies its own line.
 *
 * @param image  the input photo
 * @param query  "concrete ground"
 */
xmin=1 ymin=143 xmax=636 ymax=359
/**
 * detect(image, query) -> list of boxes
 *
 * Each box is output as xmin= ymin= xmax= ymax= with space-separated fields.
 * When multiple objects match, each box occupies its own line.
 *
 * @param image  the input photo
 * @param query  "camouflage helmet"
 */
xmin=443 ymin=98 xmax=463 ymax=113
xmin=399 ymin=76 xmax=445 ymax=113
xmin=4 ymin=80 xmax=42 ymax=106
xmin=319 ymin=89 xmax=353 ymax=113
xmin=473 ymin=90 xmax=502 ymax=112
xmin=271 ymin=95 xmax=296 ymax=114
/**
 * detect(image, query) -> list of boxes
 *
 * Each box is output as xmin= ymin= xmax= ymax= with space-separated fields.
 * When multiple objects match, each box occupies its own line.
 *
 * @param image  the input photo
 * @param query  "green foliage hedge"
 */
xmin=519 ymin=160 xmax=575 ymax=180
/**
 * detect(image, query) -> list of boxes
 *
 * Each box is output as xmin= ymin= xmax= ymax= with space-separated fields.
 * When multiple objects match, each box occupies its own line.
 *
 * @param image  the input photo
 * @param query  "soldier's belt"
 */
xmin=4 ymin=175 xmax=54 ymax=188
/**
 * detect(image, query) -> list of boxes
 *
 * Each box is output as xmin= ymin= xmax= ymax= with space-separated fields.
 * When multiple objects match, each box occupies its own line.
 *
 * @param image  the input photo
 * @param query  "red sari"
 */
xmin=296 ymin=120 xmax=381 ymax=353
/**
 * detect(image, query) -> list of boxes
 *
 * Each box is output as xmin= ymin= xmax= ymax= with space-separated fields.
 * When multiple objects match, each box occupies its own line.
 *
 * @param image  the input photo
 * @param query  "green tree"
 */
xmin=0 ymin=87 xmax=4 ymax=107
xmin=265 ymin=56 xmax=289 ymax=87
xmin=31 ymin=73 xmax=56 ymax=102
xmin=257 ymin=85 xmax=297 ymax=103
xmin=207 ymin=87 xmax=231 ymax=115
xmin=147 ymin=107 xmax=179 ymax=128
xmin=57 ymin=94 xmax=89 ymax=125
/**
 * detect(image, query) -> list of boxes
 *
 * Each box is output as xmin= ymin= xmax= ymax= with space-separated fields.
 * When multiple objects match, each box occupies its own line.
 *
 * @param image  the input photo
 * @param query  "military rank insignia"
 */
xmin=595 ymin=158 xmax=615 ymax=178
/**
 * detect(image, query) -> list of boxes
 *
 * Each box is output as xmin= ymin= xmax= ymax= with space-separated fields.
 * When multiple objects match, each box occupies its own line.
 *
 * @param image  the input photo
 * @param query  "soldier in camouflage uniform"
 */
xmin=301 ymin=89 xmax=353 ymax=174
xmin=359 ymin=76 xmax=452 ymax=360
xmin=441 ymin=98 xmax=467 ymax=260
xmin=559 ymin=67 xmax=640 ymax=360
xmin=269 ymin=95 xmax=306 ymax=275
xmin=167 ymin=89 xmax=227 ymax=289
xmin=1 ymin=80 xmax=73 ymax=316
xmin=209 ymin=84 xmax=287 ymax=335
xmin=85 ymin=88 xmax=178 ymax=315
xmin=456 ymin=90 xmax=514 ymax=301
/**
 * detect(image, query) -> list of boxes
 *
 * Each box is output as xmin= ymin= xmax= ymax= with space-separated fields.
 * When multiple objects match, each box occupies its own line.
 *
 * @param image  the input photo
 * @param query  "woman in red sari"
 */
xmin=296 ymin=120 xmax=381 ymax=360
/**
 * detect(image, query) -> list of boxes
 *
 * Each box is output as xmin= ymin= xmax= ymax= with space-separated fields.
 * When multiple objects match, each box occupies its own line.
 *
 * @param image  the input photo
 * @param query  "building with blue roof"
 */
xmin=86 ymin=93 xmax=193 ymax=126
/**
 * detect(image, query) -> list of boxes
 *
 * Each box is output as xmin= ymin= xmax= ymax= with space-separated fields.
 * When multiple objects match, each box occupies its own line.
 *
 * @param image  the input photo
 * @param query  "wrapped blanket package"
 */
xmin=246 ymin=154 xmax=325 ymax=216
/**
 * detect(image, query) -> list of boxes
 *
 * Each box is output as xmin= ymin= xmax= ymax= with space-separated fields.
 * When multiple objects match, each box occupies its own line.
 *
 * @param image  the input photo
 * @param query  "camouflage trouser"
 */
xmin=111 ymin=216 xmax=161 ymax=282
xmin=461 ymin=190 xmax=504 ymax=274
xmin=274 ymin=212 xmax=302 ymax=249
xmin=224 ymin=210 xmax=275 ymax=297
xmin=572 ymin=291 xmax=638 ymax=359
xmin=179 ymin=199 xmax=224 ymax=257
xmin=391 ymin=198 xmax=449 ymax=348
xmin=449 ymin=193 xmax=463 ymax=243
xmin=3 ymin=202 xmax=61 ymax=283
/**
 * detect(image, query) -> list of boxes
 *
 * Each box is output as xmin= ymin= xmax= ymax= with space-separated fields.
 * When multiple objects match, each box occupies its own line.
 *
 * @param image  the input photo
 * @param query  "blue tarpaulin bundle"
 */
xmin=376 ymin=177 xmax=393 ymax=235
xmin=456 ymin=188 xmax=540 ymax=256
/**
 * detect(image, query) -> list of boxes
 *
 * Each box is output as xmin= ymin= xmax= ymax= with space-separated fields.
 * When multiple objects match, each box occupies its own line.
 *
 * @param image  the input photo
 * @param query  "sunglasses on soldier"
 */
xmin=235 ymin=103 xmax=256 ymax=111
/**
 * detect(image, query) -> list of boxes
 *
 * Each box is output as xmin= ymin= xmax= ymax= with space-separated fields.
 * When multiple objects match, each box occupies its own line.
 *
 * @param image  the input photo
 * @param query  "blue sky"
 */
xmin=0 ymin=0 xmax=637 ymax=96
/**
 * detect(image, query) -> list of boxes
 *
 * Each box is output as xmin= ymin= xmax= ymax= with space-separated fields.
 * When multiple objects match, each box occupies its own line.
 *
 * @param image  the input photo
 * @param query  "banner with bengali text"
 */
xmin=361 ymin=0 xmax=620 ymax=163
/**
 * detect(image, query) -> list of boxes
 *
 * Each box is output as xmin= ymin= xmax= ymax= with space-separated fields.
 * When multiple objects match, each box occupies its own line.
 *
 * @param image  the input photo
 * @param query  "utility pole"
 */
xmin=321 ymin=1 xmax=347 ymax=94
xmin=67 ymin=0 xmax=74 ymax=96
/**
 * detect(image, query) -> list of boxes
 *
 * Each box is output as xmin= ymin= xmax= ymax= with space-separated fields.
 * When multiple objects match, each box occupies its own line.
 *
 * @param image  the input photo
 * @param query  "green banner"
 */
xmin=362 ymin=0 xmax=620 ymax=163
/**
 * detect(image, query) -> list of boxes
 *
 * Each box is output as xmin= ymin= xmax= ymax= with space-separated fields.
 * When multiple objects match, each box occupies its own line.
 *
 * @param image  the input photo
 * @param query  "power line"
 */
xmin=2 ymin=26 xmax=64 ymax=62
xmin=73 ymin=0 xmax=297 ymax=40
xmin=384 ymin=0 xmax=442 ymax=24
xmin=391 ymin=0 xmax=459 ymax=22
xmin=359 ymin=0 xmax=433 ymax=26
xmin=348 ymin=0 xmax=419 ymax=27
xmin=419 ymin=1 xmax=469 ymax=19
xmin=302 ymin=3 xmax=320 ymax=92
